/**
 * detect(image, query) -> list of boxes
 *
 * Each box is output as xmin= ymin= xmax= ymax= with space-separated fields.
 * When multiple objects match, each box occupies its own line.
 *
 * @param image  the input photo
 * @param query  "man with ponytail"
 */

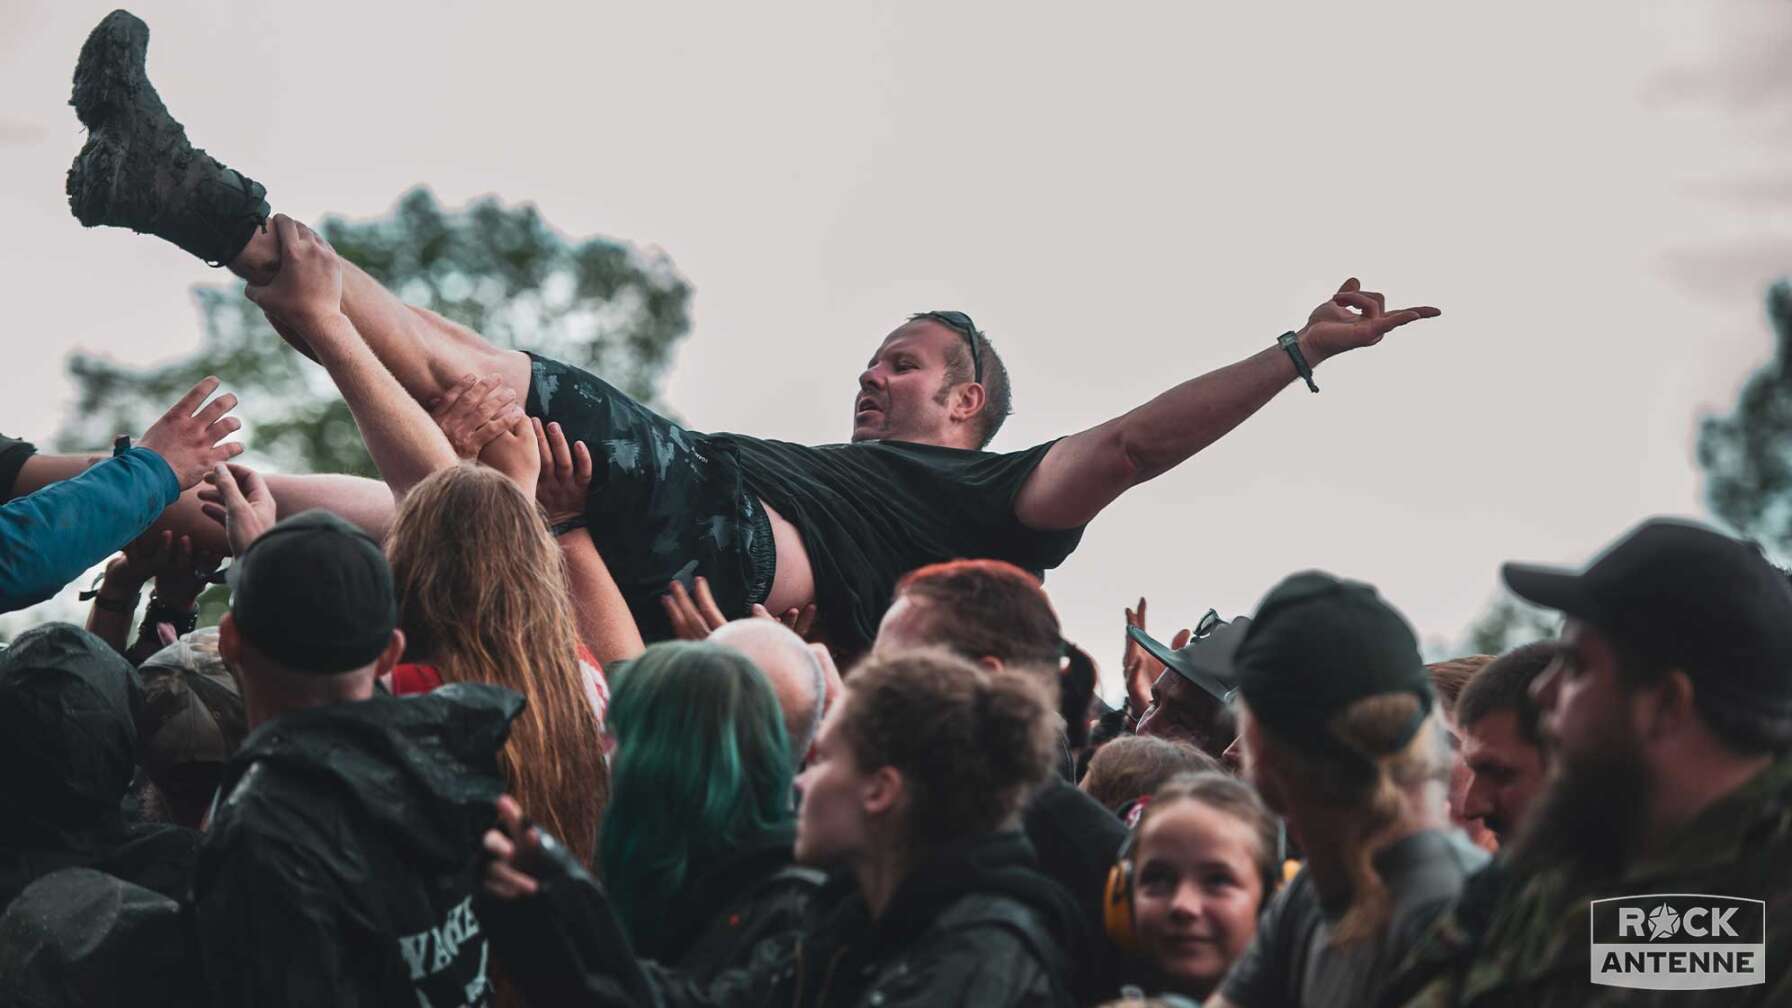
xmin=1209 ymin=572 xmax=1488 ymax=1008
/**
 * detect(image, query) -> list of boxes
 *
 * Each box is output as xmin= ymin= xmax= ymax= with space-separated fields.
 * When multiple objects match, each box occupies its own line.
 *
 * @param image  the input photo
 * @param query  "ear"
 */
xmin=217 ymin=612 xmax=241 ymax=665
xmin=375 ymin=628 xmax=407 ymax=676
xmin=976 ymin=655 xmax=1004 ymax=676
xmin=950 ymin=381 xmax=987 ymax=425
xmin=862 ymin=765 xmax=906 ymax=819
xmin=1639 ymin=667 xmax=1698 ymax=743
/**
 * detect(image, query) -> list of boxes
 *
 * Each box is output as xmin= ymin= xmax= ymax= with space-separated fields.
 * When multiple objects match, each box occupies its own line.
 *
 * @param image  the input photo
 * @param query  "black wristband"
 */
xmin=1278 ymin=331 xmax=1320 ymax=393
xmin=90 ymin=592 xmax=141 ymax=613
xmin=549 ymin=516 xmax=588 ymax=538
xmin=144 ymin=595 xmax=199 ymax=637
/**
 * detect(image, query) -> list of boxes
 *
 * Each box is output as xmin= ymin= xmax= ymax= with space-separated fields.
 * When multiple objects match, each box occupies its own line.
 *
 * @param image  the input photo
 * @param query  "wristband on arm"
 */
xmin=1278 ymin=331 xmax=1319 ymax=394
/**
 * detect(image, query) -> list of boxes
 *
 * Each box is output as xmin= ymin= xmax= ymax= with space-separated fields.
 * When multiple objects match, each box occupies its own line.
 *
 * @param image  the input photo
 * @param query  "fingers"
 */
xmin=1171 ymin=627 xmax=1193 ymax=650
xmin=531 ymin=417 xmax=551 ymax=465
xmin=195 ymin=391 xmax=239 ymax=427
xmin=547 ymin=422 xmax=573 ymax=477
xmin=1370 ymin=306 xmax=1443 ymax=337
xmin=1337 ymin=277 xmax=1360 ymax=294
xmin=751 ymin=603 xmax=775 ymax=621
xmin=662 ymin=580 xmax=706 ymax=640
xmin=227 ymin=462 xmax=271 ymax=501
xmin=1331 ymin=290 xmax=1383 ymax=317
xmin=156 ymin=623 xmax=178 ymax=647
xmin=692 ymin=576 xmax=727 ymax=629
xmin=430 ymin=374 xmax=479 ymax=419
xmin=200 ymin=502 xmax=227 ymax=526
xmin=168 ymin=377 xmax=222 ymax=420
xmin=792 ymin=604 xmax=817 ymax=638
xmin=571 ymin=440 xmax=593 ymax=486
xmin=271 ymin=213 xmax=300 ymax=252
xmin=495 ymin=794 xmax=528 ymax=839
xmin=209 ymin=463 xmax=248 ymax=510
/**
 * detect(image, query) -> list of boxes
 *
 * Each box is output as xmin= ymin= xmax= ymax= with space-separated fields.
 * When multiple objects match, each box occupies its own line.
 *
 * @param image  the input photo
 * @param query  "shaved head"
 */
xmin=711 ymin=619 xmax=830 ymax=758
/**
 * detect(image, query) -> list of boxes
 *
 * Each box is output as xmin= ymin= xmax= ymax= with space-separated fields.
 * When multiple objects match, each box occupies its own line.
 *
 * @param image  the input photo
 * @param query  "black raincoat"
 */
xmin=638 ymin=825 xmax=823 ymax=983
xmin=0 ymin=623 xmax=197 ymax=914
xmin=478 ymin=828 xmax=1083 ymax=1008
xmin=193 ymin=683 xmax=522 ymax=1008
xmin=0 ymin=866 xmax=198 ymax=1008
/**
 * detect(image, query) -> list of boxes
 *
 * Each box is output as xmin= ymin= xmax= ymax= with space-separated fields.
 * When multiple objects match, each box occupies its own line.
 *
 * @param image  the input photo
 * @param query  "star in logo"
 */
xmin=1647 ymin=903 xmax=1681 ymax=941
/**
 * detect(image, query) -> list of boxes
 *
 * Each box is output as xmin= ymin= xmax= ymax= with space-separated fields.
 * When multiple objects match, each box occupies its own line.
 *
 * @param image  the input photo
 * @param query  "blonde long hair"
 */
xmin=1248 ymin=694 xmax=1447 ymax=944
xmin=386 ymin=463 xmax=608 ymax=866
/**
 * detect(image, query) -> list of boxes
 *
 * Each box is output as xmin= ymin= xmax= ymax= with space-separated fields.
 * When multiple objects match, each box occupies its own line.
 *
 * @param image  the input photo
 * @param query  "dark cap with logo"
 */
xmin=1502 ymin=517 xmax=1792 ymax=717
xmin=1233 ymin=571 xmax=1433 ymax=758
xmin=227 ymin=509 xmax=396 ymax=674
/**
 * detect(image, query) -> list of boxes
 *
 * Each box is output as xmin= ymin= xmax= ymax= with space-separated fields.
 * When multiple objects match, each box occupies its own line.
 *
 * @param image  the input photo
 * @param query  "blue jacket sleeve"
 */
xmin=0 ymin=446 xmax=180 ymax=613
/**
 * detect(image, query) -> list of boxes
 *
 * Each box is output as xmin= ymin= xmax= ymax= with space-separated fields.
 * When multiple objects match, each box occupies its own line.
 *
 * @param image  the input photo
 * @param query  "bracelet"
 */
xmin=144 ymin=594 xmax=200 ymax=637
xmin=90 ymin=591 xmax=141 ymax=613
xmin=1278 ymin=331 xmax=1320 ymax=394
xmin=549 ymin=515 xmax=588 ymax=538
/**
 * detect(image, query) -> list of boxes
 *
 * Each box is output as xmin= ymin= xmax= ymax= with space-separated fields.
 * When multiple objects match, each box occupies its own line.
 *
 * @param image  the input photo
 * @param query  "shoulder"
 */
xmin=871 ymin=896 xmax=1068 ymax=1008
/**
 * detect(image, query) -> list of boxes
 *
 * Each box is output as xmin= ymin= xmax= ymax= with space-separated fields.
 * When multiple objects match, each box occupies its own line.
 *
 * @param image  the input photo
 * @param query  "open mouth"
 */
xmin=855 ymin=397 xmax=881 ymax=418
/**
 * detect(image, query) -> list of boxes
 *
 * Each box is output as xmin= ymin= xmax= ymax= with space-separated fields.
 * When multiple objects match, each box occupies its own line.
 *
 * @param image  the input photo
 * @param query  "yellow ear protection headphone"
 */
xmin=1101 ymin=793 xmax=1289 ymax=956
xmin=1101 ymin=797 xmax=1149 ymax=955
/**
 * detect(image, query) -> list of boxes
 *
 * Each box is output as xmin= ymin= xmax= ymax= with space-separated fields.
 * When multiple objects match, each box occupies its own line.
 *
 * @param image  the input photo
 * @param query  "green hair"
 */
xmin=599 ymin=641 xmax=795 ymax=946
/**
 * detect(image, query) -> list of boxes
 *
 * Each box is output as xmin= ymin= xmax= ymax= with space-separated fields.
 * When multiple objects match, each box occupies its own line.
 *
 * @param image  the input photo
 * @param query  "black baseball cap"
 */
xmin=1127 ymin=615 xmax=1252 ymax=703
xmin=227 ymin=510 xmax=397 ymax=674
xmin=1233 ymin=571 xmax=1433 ymax=759
xmin=1502 ymin=517 xmax=1792 ymax=716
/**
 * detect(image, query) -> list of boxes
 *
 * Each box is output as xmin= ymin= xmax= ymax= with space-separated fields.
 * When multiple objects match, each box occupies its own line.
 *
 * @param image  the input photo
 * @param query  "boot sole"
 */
xmin=72 ymin=10 xmax=153 ymax=129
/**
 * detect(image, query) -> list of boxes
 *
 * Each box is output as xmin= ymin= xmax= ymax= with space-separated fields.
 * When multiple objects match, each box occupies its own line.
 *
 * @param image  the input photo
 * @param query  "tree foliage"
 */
xmin=56 ymin=187 xmax=692 ymax=476
xmin=1697 ymin=282 xmax=1792 ymax=557
xmin=1464 ymin=593 xmax=1559 ymax=656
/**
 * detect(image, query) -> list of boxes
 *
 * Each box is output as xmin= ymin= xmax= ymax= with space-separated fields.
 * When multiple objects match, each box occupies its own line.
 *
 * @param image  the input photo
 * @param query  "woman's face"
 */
xmin=794 ymin=699 xmax=873 ymax=866
xmin=1131 ymin=800 xmax=1266 ymax=998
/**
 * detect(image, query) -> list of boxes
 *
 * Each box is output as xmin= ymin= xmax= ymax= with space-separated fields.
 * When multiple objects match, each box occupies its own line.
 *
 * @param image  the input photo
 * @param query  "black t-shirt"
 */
xmin=710 ymin=435 xmax=1086 ymax=660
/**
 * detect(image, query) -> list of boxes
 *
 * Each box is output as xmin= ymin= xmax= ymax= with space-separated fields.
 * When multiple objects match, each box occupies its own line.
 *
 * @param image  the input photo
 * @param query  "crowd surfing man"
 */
xmin=1387 ymin=519 xmax=1792 ymax=1006
xmin=64 ymin=9 xmax=1441 ymax=658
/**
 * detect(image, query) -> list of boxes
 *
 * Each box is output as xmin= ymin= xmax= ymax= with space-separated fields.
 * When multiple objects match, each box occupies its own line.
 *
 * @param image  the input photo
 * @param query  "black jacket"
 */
xmin=193 ymin=683 xmax=522 ymax=1008
xmin=0 ymin=624 xmax=197 ymax=914
xmin=637 ymin=825 xmax=823 ymax=983
xmin=480 ymin=829 xmax=1083 ymax=1008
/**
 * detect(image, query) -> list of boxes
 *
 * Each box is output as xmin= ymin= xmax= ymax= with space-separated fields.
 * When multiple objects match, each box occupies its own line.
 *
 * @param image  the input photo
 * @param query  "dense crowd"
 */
xmin=2 ymin=9 xmax=1789 ymax=1007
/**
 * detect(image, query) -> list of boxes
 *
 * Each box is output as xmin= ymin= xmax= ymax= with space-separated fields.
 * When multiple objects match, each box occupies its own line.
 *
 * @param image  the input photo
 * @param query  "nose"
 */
xmin=1170 ymin=880 xmax=1203 ymax=921
xmin=1462 ymin=773 xmax=1495 ymax=822
xmin=859 ymin=367 xmax=883 ymax=391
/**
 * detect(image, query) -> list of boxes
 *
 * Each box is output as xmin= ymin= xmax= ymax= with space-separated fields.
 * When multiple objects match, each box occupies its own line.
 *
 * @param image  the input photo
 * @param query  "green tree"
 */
xmin=56 ymin=187 xmax=692 ymax=474
xmin=1698 ymin=281 xmax=1792 ymax=556
xmin=1463 ymin=592 xmax=1559 ymax=656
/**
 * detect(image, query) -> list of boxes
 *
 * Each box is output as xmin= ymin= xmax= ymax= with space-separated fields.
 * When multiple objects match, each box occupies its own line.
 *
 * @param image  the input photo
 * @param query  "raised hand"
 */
xmin=1123 ymin=597 xmax=1190 ymax=718
xmin=532 ymin=418 xmax=588 ymax=527
xmin=662 ymin=576 xmax=729 ymax=641
xmin=137 ymin=376 xmax=245 ymax=489
xmin=751 ymin=602 xmax=818 ymax=640
xmin=432 ymin=374 xmax=528 ymax=461
xmin=244 ymin=214 xmax=344 ymax=331
xmin=482 ymin=794 xmax=542 ymax=901
xmin=198 ymin=462 xmax=278 ymax=554
xmin=112 ymin=529 xmax=220 ymax=607
xmin=1295 ymin=277 xmax=1441 ymax=365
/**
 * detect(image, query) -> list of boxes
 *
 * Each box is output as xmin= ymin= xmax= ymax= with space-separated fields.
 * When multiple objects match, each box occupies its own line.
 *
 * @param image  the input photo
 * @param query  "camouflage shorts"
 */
xmin=523 ymin=353 xmax=774 ymax=642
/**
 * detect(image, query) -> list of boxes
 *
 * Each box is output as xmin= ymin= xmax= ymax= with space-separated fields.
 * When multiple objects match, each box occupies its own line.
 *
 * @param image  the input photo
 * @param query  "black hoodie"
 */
xmin=0 ymin=624 xmax=198 ymax=914
xmin=479 ymin=828 xmax=1084 ymax=1008
xmin=193 ymin=683 xmax=521 ymax=1008
xmin=640 ymin=824 xmax=823 ymax=982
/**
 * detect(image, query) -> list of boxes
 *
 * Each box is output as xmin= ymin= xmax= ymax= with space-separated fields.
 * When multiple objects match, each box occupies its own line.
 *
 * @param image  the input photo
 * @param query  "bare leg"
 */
xmin=13 ymin=454 xmax=393 ymax=556
xmin=231 ymin=223 xmax=536 ymax=477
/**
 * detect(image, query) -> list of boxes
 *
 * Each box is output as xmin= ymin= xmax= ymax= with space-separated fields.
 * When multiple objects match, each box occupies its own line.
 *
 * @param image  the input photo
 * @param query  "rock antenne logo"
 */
xmin=1590 ymin=894 xmax=1765 ymax=991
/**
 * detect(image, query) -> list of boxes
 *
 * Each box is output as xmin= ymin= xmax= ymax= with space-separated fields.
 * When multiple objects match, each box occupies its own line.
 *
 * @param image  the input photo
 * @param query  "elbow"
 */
xmin=1112 ymin=426 xmax=1153 ymax=487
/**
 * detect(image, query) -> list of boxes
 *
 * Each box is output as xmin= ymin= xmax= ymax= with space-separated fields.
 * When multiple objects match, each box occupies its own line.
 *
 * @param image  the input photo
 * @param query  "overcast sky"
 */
xmin=3 ymin=1 xmax=1789 ymax=678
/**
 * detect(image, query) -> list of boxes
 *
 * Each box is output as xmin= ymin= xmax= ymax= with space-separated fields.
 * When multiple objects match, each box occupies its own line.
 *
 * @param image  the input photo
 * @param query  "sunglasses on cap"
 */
xmin=912 ymin=310 xmax=984 ymax=385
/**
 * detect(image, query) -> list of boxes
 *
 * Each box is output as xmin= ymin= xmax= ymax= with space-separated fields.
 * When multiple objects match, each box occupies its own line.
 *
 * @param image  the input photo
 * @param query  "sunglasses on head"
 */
xmin=915 ymin=310 xmax=984 ymax=385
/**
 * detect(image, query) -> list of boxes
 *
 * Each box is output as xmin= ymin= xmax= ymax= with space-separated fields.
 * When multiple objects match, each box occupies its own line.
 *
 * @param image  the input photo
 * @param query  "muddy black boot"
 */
xmin=67 ymin=10 xmax=269 ymax=266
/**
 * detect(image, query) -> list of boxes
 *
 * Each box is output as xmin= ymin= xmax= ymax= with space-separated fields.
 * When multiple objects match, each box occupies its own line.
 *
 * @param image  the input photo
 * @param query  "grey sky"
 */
xmin=3 ymin=1 xmax=1787 ymax=676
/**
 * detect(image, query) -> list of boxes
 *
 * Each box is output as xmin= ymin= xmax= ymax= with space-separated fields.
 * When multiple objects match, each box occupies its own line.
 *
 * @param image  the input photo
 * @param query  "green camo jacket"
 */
xmin=1381 ymin=758 xmax=1792 ymax=1008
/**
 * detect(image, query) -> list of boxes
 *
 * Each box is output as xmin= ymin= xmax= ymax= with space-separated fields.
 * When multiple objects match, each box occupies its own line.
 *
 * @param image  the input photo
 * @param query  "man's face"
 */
xmin=853 ymin=320 xmax=966 ymax=445
xmin=1135 ymin=668 xmax=1232 ymax=759
xmin=1504 ymin=621 xmax=1654 ymax=871
xmin=1460 ymin=707 xmax=1547 ymax=841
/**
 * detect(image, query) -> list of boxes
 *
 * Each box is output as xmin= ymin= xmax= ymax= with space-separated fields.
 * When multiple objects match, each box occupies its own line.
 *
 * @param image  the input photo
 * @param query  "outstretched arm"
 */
xmin=245 ymin=214 xmax=464 ymax=501
xmin=1013 ymin=278 xmax=1440 ymax=530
